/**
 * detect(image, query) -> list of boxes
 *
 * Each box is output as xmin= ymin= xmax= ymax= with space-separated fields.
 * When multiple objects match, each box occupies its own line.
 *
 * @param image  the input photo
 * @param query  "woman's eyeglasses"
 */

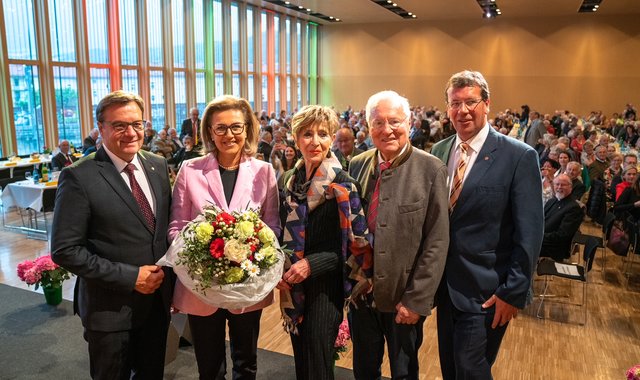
xmin=212 ymin=123 xmax=245 ymax=136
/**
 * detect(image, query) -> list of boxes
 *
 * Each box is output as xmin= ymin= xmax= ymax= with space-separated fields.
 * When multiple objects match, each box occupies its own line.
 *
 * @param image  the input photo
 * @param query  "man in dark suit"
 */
xmin=431 ymin=70 xmax=543 ymax=380
xmin=349 ymin=90 xmax=449 ymax=379
xmin=541 ymin=174 xmax=585 ymax=261
xmin=51 ymin=90 xmax=173 ymax=379
xmin=51 ymin=139 xmax=78 ymax=171
xmin=257 ymin=130 xmax=273 ymax=161
xmin=333 ymin=127 xmax=363 ymax=171
xmin=523 ymin=111 xmax=546 ymax=150
xmin=180 ymin=107 xmax=201 ymax=145
xmin=82 ymin=128 xmax=100 ymax=153
xmin=566 ymin=161 xmax=587 ymax=202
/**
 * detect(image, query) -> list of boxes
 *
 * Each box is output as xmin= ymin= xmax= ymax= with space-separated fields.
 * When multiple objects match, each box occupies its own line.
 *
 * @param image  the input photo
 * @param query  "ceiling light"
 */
xmin=392 ymin=3 xmax=397 ymax=6
xmin=284 ymin=1 xmax=289 ymax=4
xmin=298 ymin=5 xmax=303 ymax=9
xmin=306 ymin=8 xmax=311 ymax=11
xmin=594 ymin=4 xmax=599 ymax=7
xmin=335 ymin=18 xmax=340 ymax=21
xmin=412 ymin=14 xmax=416 ymax=18
xmin=329 ymin=16 xmax=333 ymax=19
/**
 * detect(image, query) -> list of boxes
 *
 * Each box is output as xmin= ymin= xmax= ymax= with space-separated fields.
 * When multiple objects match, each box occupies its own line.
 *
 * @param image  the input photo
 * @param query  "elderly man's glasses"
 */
xmin=370 ymin=116 xmax=408 ymax=130
xmin=103 ymin=120 xmax=145 ymax=133
xmin=447 ymin=99 xmax=485 ymax=111
xmin=213 ymin=123 xmax=245 ymax=136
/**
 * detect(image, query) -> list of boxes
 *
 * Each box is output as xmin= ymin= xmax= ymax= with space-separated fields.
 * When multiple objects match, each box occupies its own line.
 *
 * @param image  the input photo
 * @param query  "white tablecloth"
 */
xmin=0 ymin=157 xmax=52 ymax=178
xmin=1 ymin=180 xmax=56 ymax=211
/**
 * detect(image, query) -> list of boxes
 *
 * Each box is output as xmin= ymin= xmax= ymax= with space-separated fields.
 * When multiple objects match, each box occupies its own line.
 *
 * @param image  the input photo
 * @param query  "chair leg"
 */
xmin=536 ymin=276 xmax=551 ymax=319
xmin=581 ymin=280 xmax=587 ymax=326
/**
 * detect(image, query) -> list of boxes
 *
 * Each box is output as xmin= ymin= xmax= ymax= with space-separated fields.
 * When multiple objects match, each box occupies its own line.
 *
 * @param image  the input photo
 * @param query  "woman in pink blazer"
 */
xmin=169 ymin=95 xmax=281 ymax=379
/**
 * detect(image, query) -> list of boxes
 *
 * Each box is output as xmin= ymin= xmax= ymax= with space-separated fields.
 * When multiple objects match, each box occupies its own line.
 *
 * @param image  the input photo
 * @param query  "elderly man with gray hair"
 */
xmin=348 ymin=90 xmax=449 ymax=379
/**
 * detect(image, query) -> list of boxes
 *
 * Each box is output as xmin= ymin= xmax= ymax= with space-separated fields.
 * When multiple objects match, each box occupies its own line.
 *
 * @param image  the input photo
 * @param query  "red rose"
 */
xmin=217 ymin=212 xmax=236 ymax=225
xmin=209 ymin=238 xmax=225 ymax=259
xmin=250 ymin=244 xmax=257 ymax=252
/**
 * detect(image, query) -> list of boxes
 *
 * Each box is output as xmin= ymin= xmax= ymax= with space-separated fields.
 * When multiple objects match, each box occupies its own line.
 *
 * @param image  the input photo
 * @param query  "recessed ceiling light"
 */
xmin=298 ymin=5 xmax=303 ymax=9
xmin=329 ymin=16 xmax=333 ymax=19
xmin=594 ymin=4 xmax=599 ymax=8
xmin=392 ymin=3 xmax=397 ymax=6
xmin=408 ymin=12 xmax=412 ymax=15
xmin=335 ymin=18 xmax=340 ymax=21
xmin=306 ymin=8 xmax=311 ymax=11
xmin=284 ymin=1 xmax=289 ymax=4
xmin=412 ymin=14 xmax=416 ymax=18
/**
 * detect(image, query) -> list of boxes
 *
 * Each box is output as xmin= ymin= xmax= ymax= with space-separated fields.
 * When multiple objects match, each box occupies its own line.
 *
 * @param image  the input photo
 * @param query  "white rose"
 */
xmin=224 ymin=239 xmax=251 ymax=263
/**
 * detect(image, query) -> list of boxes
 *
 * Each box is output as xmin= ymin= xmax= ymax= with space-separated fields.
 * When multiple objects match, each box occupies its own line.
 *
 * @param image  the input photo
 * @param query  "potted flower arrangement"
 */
xmin=334 ymin=319 xmax=351 ymax=362
xmin=16 ymin=255 xmax=71 ymax=305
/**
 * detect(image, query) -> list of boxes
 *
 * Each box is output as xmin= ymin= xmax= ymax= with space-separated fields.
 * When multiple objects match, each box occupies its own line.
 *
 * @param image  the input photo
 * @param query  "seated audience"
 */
xmin=169 ymin=135 xmax=201 ymax=169
xmin=355 ymin=130 xmax=369 ymax=151
xmin=82 ymin=128 xmax=99 ymax=153
xmin=540 ymin=174 xmax=585 ymax=262
xmin=257 ymin=130 xmax=273 ymax=161
xmin=614 ymin=169 xmax=640 ymax=222
xmin=587 ymin=144 xmax=609 ymax=182
xmin=151 ymin=129 xmax=175 ymax=158
xmin=51 ymin=140 xmax=78 ymax=171
xmin=332 ymin=127 xmax=363 ymax=171
xmin=611 ymin=153 xmax=638 ymax=198
xmin=541 ymin=158 xmax=561 ymax=204
xmin=566 ymin=161 xmax=586 ymax=202
xmin=616 ymin=165 xmax=638 ymax=201
xmin=603 ymin=153 xmax=623 ymax=200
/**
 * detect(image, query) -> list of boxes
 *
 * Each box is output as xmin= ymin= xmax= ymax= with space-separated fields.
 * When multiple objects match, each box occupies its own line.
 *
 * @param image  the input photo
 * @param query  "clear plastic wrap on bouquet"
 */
xmin=157 ymin=232 xmax=285 ymax=310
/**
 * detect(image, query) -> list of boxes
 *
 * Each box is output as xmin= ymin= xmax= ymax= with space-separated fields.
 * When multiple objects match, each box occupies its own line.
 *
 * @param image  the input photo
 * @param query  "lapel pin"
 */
xmin=484 ymin=156 xmax=489 ymax=160
xmin=151 ymin=167 xmax=155 ymax=171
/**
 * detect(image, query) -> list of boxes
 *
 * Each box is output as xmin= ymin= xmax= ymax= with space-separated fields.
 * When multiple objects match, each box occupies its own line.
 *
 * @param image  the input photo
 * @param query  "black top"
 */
xmin=219 ymin=167 xmax=239 ymax=206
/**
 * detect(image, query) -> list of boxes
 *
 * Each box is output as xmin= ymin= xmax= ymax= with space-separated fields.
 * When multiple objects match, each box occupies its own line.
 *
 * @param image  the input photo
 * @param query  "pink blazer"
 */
xmin=169 ymin=154 xmax=282 ymax=316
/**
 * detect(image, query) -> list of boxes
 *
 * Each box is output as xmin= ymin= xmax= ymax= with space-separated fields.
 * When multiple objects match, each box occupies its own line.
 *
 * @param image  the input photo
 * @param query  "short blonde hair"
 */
xmin=291 ymin=105 xmax=339 ymax=137
xmin=200 ymin=95 xmax=259 ymax=156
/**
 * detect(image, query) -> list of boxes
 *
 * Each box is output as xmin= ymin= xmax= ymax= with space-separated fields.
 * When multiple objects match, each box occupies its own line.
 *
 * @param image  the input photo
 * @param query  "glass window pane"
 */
xmin=213 ymin=0 xmax=223 ymax=71
xmin=194 ymin=0 xmax=205 ymax=69
xmin=53 ymin=66 xmax=81 ymax=144
xmin=90 ymin=68 xmax=110 ymax=123
xmin=275 ymin=76 xmax=280 ymax=114
xmin=10 ymin=64 xmax=44 ymax=155
xmin=86 ymin=0 xmax=108 ymax=64
xmin=297 ymin=77 xmax=302 ymax=110
xmin=215 ymin=73 xmax=224 ymax=97
xmin=274 ymin=16 xmax=280 ymax=73
xmin=248 ymin=74 xmax=255 ymax=110
xmin=48 ymin=0 xmax=76 ymax=62
xmin=247 ymin=7 xmax=254 ymax=73
xmin=149 ymin=70 xmax=165 ymax=129
xmin=147 ymin=0 xmax=163 ymax=67
xmin=122 ymin=69 xmax=139 ymax=94
xmin=172 ymin=0 xmax=185 ymax=68
xmin=286 ymin=76 xmax=291 ymax=113
xmin=261 ymin=76 xmax=267 ymax=113
xmin=297 ymin=22 xmax=302 ymax=74
xmin=285 ymin=19 xmax=291 ymax=74
xmin=196 ymin=72 xmax=206 ymax=112
xmin=261 ymin=12 xmax=267 ymax=73
xmin=4 ymin=0 xmax=38 ymax=60
xmin=119 ymin=0 xmax=138 ymax=65
xmin=232 ymin=74 xmax=240 ymax=97
xmin=174 ymin=71 xmax=186 ymax=121
xmin=231 ymin=3 xmax=239 ymax=72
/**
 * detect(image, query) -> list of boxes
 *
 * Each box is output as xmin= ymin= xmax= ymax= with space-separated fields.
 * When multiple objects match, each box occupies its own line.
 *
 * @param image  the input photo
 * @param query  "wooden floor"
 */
xmin=1 ymin=208 xmax=639 ymax=379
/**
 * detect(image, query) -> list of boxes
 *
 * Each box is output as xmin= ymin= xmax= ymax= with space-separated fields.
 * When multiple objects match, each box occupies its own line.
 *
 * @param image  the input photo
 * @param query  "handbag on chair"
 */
xmin=606 ymin=222 xmax=630 ymax=257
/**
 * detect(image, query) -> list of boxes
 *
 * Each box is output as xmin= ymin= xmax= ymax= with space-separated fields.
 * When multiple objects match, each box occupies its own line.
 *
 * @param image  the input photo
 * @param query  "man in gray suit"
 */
xmin=523 ymin=110 xmax=546 ymax=150
xmin=432 ymin=70 xmax=543 ymax=380
xmin=349 ymin=90 xmax=449 ymax=379
xmin=52 ymin=90 xmax=173 ymax=379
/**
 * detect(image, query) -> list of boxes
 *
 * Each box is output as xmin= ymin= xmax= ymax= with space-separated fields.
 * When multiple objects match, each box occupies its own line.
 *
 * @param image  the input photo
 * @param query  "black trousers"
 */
xmin=84 ymin=293 xmax=169 ymax=380
xmin=349 ymin=304 xmax=426 ymax=380
xmin=436 ymin=289 xmax=508 ymax=380
xmin=188 ymin=308 xmax=262 ymax=380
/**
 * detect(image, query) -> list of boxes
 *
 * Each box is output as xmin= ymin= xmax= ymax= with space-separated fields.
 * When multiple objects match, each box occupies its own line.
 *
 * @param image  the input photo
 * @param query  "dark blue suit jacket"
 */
xmin=51 ymin=148 xmax=173 ymax=331
xmin=431 ymin=126 xmax=544 ymax=312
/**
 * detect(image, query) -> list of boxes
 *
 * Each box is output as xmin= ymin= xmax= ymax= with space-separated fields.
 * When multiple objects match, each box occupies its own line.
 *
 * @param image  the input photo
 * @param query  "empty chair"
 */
xmin=536 ymin=236 xmax=599 ymax=325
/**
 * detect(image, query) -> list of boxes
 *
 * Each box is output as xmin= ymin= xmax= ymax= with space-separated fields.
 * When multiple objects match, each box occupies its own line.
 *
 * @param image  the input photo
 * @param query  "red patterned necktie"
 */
xmin=123 ymin=163 xmax=156 ymax=231
xmin=449 ymin=142 xmax=470 ymax=213
xmin=367 ymin=161 xmax=392 ymax=233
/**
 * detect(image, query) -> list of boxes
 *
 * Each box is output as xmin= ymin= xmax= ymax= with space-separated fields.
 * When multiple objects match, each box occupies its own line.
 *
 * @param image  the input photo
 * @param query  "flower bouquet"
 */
xmin=16 ymin=255 xmax=71 ymax=290
xmin=628 ymin=365 xmax=640 ymax=380
xmin=334 ymin=319 xmax=351 ymax=361
xmin=157 ymin=205 xmax=285 ymax=309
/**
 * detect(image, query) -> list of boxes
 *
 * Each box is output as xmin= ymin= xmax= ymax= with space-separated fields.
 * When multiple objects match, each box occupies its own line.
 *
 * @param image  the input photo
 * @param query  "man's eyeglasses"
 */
xmin=447 ymin=99 xmax=485 ymax=111
xmin=213 ymin=123 xmax=245 ymax=136
xmin=370 ymin=116 xmax=408 ymax=130
xmin=103 ymin=120 xmax=146 ymax=133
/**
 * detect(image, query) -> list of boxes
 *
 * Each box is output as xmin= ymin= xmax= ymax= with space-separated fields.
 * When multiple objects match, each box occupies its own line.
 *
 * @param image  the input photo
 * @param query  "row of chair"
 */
xmin=536 ymin=211 xmax=639 ymax=326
